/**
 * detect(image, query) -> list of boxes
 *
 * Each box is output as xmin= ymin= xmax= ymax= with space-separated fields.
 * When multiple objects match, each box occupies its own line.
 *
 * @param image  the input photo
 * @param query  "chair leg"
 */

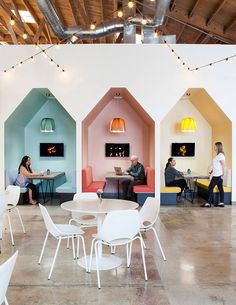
xmin=4 ymin=297 xmax=9 ymax=305
xmin=126 ymin=244 xmax=129 ymax=267
xmin=151 ymin=227 xmax=166 ymax=261
xmin=88 ymin=239 xmax=95 ymax=272
xmin=6 ymin=213 xmax=14 ymax=246
xmin=95 ymin=241 xmax=101 ymax=289
xmin=66 ymin=237 xmax=70 ymax=249
xmin=38 ymin=231 xmax=49 ymax=264
xmin=80 ymin=236 xmax=88 ymax=272
xmin=127 ymin=242 xmax=132 ymax=268
xmin=15 ymin=207 xmax=26 ymax=234
xmin=138 ymin=236 xmax=148 ymax=281
xmin=76 ymin=236 xmax=80 ymax=258
xmin=48 ymin=237 xmax=62 ymax=280
xmin=139 ymin=232 xmax=147 ymax=249
xmin=71 ymin=236 xmax=76 ymax=260
xmin=110 ymin=245 xmax=116 ymax=254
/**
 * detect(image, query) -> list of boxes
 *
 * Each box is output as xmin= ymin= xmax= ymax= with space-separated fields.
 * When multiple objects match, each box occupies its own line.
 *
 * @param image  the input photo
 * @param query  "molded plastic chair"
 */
xmin=139 ymin=197 xmax=166 ymax=261
xmin=5 ymin=185 xmax=25 ymax=246
xmin=89 ymin=210 xmax=148 ymax=289
xmin=0 ymin=251 xmax=18 ymax=305
xmin=0 ymin=193 xmax=7 ymax=254
xmin=38 ymin=204 xmax=87 ymax=280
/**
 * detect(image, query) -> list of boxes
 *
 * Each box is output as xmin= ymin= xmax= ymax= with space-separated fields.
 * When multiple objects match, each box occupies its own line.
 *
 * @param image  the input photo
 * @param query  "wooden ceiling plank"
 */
xmin=188 ymin=0 xmax=201 ymax=18
xmin=177 ymin=24 xmax=186 ymax=42
xmin=80 ymin=0 xmax=91 ymax=24
xmin=224 ymin=17 xmax=236 ymax=33
xmin=45 ymin=22 xmax=52 ymax=44
xmin=33 ymin=18 xmax=45 ymax=43
xmin=51 ymin=0 xmax=66 ymax=24
xmin=68 ymin=0 xmax=80 ymax=25
xmin=206 ymin=0 xmax=227 ymax=26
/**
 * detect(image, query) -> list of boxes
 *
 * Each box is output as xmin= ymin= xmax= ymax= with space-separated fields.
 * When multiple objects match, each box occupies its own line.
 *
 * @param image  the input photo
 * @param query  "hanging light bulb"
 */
xmin=141 ymin=18 xmax=147 ymax=25
xmin=181 ymin=118 xmax=197 ymax=132
xmin=90 ymin=22 xmax=96 ymax=30
xmin=128 ymin=1 xmax=134 ymax=8
xmin=31 ymin=56 xmax=34 ymax=62
xmin=40 ymin=118 xmax=55 ymax=132
xmin=110 ymin=118 xmax=126 ymax=133
xmin=70 ymin=34 xmax=78 ymax=43
xmin=117 ymin=10 xmax=123 ymax=18
xmin=22 ymin=32 xmax=28 ymax=40
xmin=10 ymin=17 xmax=15 ymax=26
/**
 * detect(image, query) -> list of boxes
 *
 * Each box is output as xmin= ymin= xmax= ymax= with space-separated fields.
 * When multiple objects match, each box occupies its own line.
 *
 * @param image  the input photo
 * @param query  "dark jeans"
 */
xmin=166 ymin=179 xmax=188 ymax=196
xmin=122 ymin=179 xmax=145 ymax=199
xmin=208 ymin=176 xmax=224 ymax=204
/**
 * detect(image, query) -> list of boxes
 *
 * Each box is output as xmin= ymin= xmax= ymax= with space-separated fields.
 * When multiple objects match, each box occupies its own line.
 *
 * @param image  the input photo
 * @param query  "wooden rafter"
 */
xmin=177 ymin=24 xmax=186 ymax=42
xmin=45 ymin=23 xmax=52 ymax=43
xmin=51 ymin=0 xmax=66 ymax=25
xmin=77 ymin=0 xmax=91 ymax=25
xmin=68 ymin=0 xmax=80 ymax=25
xmin=5 ymin=18 xmax=18 ymax=44
xmin=33 ymin=18 xmax=45 ymax=43
xmin=200 ymin=34 xmax=211 ymax=44
xmin=188 ymin=0 xmax=201 ymax=18
xmin=224 ymin=17 xmax=236 ymax=33
xmin=206 ymin=0 xmax=227 ymax=26
xmin=169 ymin=0 xmax=176 ymax=12
xmin=193 ymin=31 xmax=203 ymax=43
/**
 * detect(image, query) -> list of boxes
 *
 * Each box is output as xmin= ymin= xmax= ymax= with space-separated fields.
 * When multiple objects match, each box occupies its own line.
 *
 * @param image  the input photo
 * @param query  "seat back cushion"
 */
xmin=82 ymin=166 xmax=93 ymax=189
xmin=146 ymin=167 xmax=155 ymax=189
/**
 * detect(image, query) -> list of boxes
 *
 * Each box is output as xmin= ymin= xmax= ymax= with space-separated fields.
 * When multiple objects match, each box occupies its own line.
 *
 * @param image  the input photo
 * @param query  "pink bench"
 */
xmin=133 ymin=167 xmax=155 ymax=205
xmin=82 ymin=166 xmax=106 ymax=193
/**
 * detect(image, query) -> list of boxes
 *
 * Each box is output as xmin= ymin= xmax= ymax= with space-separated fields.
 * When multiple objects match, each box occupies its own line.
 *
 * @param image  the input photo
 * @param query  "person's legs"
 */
xmin=216 ymin=177 xmax=224 ymax=206
xmin=128 ymin=180 xmax=144 ymax=200
xmin=121 ymin=179 xmax=131 ymax=199
xmin=201 ymin=176 xmax=218 ymax=207
xmin=27 ymin=183 xmax=37 ymax=204
xmin=167 ymin=179 xmax=187 ymax=196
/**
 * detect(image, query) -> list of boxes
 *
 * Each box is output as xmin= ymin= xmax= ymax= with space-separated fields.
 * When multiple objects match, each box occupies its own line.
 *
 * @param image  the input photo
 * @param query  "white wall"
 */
xmin=0 ymin=45 xmax=236 ymax=199
xmin=160 ymin=97 xmax=212 ymax=186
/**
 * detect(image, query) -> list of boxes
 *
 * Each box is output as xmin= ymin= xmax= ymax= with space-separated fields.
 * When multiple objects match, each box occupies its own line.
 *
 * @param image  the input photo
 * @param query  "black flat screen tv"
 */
xmin=105 ymin=143 xmax=130 ymax=157
xmin=171 ymin=143 xmax=195 ymax=157
xmin=40 ymin=143 xmax=64 ymax=157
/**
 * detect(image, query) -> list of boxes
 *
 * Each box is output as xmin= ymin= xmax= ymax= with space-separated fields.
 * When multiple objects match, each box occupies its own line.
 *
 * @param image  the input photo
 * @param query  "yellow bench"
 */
xmin=196 ymin=179 xmax=231 ymax=204
xmin=160 ymin=186 xmax=181 ymax=205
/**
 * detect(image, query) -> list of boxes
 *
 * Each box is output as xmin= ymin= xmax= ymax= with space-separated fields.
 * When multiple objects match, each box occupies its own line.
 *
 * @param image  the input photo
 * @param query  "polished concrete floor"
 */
xmin=1 ymin=200 xmax=236 ymax=305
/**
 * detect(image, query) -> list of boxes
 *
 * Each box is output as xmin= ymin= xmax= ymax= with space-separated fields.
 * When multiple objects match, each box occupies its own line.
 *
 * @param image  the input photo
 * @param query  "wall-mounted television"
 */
xmin=105 ymin=143 xmax=130 ymax=157
xmin=171 ymin=143 xmax=195 ymax=157
xmin=40 ymin=143 xmax=64 ymax=157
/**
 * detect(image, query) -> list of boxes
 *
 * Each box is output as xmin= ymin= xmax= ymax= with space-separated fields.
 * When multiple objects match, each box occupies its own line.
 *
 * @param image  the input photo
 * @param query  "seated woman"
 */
xmin=164 ymin=157 xmax=188 ymax=197
xmin=15 ymin=156 xmax=43 ymax=205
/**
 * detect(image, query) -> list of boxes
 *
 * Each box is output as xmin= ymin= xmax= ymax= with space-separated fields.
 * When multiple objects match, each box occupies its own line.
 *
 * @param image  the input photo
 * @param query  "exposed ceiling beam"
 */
xmin=68 ymin=0 xmax=80 ymax=25
xmin=116 ymin=32 xmax=123 ymax=43
xmin=77 ymin=0 xmax=91 ymax=25
xmin=51 ymin=0 xmax=66 ymax=24
xmin=4 ymin=18 xmax=18 ymax=44
xmin=33 ymin=18 xmax=45 ymax=43
xmin=200 ymin=34 xmax=211 ymax=44
xmin=177 ymin=24 xmax=186 ymax=42
xmin=169 ymin=0 xmax=176 ymax=12
xmin=188 ymin=0 xmax=201 ymax=18
xmin=193 ymin=31 xmax=203 ymax=43
xmin=45 ymin=22 xmax=52 ymax=43
xmin=224 ymin=17 xmax=236 ymax=33
xmin=206 ymin=0 xmax=227 ymax=26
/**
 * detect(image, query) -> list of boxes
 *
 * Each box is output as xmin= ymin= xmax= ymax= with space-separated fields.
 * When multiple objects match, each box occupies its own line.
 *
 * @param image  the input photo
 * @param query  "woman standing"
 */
xmin=164 ymin=157 xmax=189 ymax=198
xmin=15 ymin=156 xmax=43 ymax=205
xmin=201 ymin=142 xmax=225 ymax=208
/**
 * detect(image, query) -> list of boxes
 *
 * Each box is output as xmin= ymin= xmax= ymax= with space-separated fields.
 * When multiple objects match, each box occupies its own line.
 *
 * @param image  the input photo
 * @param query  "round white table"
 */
xmin=61 ymin=198 xmax=138 ymax=270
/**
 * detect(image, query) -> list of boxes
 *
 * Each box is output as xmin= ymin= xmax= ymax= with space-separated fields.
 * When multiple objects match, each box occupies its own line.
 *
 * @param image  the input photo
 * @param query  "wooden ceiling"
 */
xmin=0 ymin=0 xmax=235 ymax=45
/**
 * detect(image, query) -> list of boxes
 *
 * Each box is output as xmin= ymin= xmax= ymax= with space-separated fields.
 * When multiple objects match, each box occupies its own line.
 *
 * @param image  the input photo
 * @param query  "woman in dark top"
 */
xmin=15 ymin=156 xmax=43 ymax=204
xmin=164 ymin=157 xmax=188 ymax=196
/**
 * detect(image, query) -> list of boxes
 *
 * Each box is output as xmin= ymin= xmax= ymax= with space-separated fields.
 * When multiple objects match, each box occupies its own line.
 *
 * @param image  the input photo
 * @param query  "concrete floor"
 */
xmin=1 ymin=201 xmax=236 ymax=305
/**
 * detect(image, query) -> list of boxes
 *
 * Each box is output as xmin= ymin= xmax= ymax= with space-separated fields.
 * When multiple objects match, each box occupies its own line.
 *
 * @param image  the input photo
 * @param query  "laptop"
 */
xmin=114 ymin=166 xmax=123 ymax=176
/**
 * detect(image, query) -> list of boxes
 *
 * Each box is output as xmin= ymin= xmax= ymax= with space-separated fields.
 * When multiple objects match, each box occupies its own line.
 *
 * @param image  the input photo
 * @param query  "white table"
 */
xmin=61 ymin=198 xmax=138 ymax=270
xmin=183 ymin=172 xmax=209 ymax=202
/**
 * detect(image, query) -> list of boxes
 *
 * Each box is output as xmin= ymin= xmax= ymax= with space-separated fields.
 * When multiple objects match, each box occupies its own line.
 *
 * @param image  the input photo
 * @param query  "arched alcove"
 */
xmin=82 ymin=88 xmax=155 ymax=195
xmin=4 ymin=88 xmax=76 ymax=191
xmin=160 ymin=88 xmax=232 ymax=190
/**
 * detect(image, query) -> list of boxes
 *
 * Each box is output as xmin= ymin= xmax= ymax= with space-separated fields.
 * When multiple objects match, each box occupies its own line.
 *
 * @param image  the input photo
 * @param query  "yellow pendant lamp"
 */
xmin=110 ymin=118 xmax=126 ymax=133
xmin=181 ymin=118 xmax=196 ymax=132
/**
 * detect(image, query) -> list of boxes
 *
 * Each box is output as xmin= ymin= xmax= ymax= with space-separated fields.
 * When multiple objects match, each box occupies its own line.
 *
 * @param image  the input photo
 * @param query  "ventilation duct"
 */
xmin=36 ymin=0 xmax=171 ymax=42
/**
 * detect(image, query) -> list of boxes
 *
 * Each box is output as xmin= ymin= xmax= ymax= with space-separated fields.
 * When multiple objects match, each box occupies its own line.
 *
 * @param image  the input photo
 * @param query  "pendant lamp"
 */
xmin=110 ymin=118 xmax=126 ymax=133
xmin=40 ymin=118 xmax=55 ymax=132
xmin=181 ymin=118 xmax=196 ymax=132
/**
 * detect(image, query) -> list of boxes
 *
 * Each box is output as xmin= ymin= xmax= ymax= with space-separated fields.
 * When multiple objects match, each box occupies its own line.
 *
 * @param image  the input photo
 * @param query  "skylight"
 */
xmin=11 ymin=10 xmax=35 ymax=23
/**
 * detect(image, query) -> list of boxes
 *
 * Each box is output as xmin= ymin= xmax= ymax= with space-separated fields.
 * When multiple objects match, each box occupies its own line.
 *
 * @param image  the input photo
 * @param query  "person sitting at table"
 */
xmin=121 ymin=155 xmax=146 ymax=200
xmin=164 ymin=157 xmax=189 ymax=198
xmin=15 ymin=156 xmax=43 ymax=205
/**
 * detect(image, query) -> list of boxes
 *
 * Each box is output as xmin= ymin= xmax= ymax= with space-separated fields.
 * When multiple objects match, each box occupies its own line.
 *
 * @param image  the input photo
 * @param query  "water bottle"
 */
xmin=47 ymin=169 xmax=50 ymax=175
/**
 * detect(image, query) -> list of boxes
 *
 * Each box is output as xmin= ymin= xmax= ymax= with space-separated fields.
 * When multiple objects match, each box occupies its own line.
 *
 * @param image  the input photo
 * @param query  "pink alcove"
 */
xmin=82 ymin=88 xmax=155 ymax=182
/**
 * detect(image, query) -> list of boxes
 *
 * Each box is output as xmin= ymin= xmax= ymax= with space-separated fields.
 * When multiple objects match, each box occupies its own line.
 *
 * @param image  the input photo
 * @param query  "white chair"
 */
xmin=139 ymin=197 xmax=166 ymax=261
xmin=0 ymin=251 xmax=18 ymax=305
xmin=0 ymin=193 xmax=7 ymax=254
xmin=89 ymin=210 xmax=148 ymax=289
xmin=38 ymin=204 xmax=88 ymax=280
xmin=4 ymin=185 xmax=26 ymax=246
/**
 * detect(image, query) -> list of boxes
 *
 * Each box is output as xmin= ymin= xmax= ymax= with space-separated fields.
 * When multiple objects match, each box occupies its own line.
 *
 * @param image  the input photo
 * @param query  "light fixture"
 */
xmin=117 ymin=10 xmax=123 ymax=18
xmin=141 ymin=18 xmax=147 ymax=25
xmin=181 ymin=118 xmax=196 ymax=132
xmin=22 ymin=32 xmax=28 ymax=39
xmin=128 ymin=1 xmax=134 ymax=8
xmin=110 ymin=118 xmax=126 ymax=133
xmin=90 ymin=22 xmax=96 ymax=30
xmin=40 ymin=118 xmax=55 ymax=133
xmin=10 ymin=17 xmax=15 ymax=26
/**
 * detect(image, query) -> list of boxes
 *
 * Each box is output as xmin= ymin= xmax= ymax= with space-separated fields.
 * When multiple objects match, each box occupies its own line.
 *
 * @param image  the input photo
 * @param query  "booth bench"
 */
xmin=196 ymin=179 xmax=232 ymax=204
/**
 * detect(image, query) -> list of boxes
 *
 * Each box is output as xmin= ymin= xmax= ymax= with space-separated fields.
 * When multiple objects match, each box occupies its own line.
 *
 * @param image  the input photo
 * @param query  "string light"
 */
xmin=10 ymin=17 xmax=15 ymax=26
xmin=141 ymin=18 xmax=147 ymax=25
xmin=30 ymin=56 xmax=34 ymax=62
xmin=90 ymin=23 xmax=96 ymax=30
xmin=117 ymin=10 xmax=123 ymax=18
xmin=128 ymin=1 xmax=134 ymax=8
xmin=22 ymin=32 xmax=28 ymax=40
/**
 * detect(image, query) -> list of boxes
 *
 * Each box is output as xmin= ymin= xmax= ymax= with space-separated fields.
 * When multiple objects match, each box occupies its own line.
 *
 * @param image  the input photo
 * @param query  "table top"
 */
xmin=30 ymin=171 xmax=65 ymax=180
xmin=183 ymin=172 xmax=209 ymax=179
xmin=105 ymin=172 xmax=131 ymax=179
xmin=61 ymin=198 xmax=138 ymax=214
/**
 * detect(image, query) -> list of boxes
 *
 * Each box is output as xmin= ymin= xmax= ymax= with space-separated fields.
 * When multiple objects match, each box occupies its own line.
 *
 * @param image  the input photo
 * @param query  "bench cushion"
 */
xmin=161 ymin=187 xmax=181 ymax=193
xmin=133 ymin=186 xmax=154 ymax=193
xmin=82 ymin=167 xmax=93 ymax=189
xmin=83 ymin=181 xmax=106 ymax=193
xmin=197 ymin=179 xmax=232 ymax=192
xmin=133 ymin=167 xmax=155 ymax=193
